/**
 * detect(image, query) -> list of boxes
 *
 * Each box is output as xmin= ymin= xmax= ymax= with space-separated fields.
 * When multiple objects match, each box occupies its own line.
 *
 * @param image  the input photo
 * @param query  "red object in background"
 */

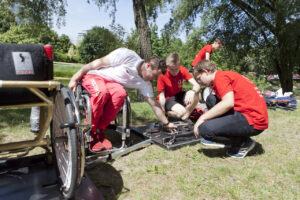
xmin=43 ymin=44 xmax=53 ymax=60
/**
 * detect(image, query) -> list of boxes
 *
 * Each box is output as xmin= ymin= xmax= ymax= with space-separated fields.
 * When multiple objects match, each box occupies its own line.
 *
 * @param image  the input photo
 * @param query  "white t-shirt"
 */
xmin=87 ymin=48 xmax=154 ymax=98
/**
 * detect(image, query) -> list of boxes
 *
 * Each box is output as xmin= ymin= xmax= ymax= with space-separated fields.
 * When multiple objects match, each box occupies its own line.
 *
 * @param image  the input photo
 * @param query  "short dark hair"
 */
xmin=194 ymin=60 xmax=218 ymax=76
xmin=145 ymin=56 xmax=167 ymax=75
xmin=214 ymin=38 xmax=224 ymax=46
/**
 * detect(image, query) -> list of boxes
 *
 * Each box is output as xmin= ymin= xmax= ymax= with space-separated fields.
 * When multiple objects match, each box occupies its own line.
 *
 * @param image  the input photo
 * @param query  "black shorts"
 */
xmin=165 ymin=91 xmax=186 ymax=111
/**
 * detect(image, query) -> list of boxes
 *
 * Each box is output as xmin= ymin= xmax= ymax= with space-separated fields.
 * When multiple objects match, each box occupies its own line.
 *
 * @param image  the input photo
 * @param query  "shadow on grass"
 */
xmin=86 ymin=162 xmax=127 ymax=200
xmin=0 ymin=108 xmax=30 ymax=128
xmin=198 ymin=142 xmax=265 ymax=158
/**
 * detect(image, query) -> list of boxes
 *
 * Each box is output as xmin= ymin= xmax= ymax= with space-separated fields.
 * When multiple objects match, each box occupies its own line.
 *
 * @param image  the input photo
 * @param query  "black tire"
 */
xmin=51 ymin=87 xmax=78 ymax=199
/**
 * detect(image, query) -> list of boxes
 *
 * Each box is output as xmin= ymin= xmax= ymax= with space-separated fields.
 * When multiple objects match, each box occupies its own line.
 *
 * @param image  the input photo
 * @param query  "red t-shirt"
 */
xmin=213 ymin=71 xmax=268 ymax=130
xmin=191 ymin=44 xmax=213 ymax=67
xmin=157 ymin=66 xmax=193 ymax=100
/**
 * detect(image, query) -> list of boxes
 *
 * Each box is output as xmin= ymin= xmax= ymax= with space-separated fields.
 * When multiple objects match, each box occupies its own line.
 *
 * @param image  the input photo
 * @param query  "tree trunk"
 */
xmin=132 ymin=0 xmax=152 ymax=101
xmin=275 ymin=47 xmax=293 ymax=94
xmin=276 ymin=63 xmax=293 ymax=93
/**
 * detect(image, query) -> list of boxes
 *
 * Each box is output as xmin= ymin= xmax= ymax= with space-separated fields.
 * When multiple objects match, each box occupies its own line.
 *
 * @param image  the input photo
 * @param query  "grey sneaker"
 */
xmin=201 ymin=138 xmax=225 ymax=148
xmin=226 ymin=138 xmax=256 ymax=158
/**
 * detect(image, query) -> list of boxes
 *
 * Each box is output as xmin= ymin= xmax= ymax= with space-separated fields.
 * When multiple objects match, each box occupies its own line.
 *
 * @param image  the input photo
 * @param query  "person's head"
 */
xmin=166 ymin=53 xmax=181 ymax=76
xmin=141 ymin=56 xmax=167 ymax=81
xmin=193 ymin=60 xmax=218 ymax=86
xmin=212 ymin=38 xmax=223 ymax=51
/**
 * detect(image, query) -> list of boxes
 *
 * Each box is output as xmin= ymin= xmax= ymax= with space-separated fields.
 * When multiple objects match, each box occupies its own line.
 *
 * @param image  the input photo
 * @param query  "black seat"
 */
xmin=0 ymin=43 xmax=53 ymax=105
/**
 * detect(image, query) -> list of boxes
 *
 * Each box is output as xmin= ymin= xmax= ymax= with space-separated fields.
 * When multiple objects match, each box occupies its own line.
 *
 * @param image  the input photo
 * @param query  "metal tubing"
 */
xmin=85 ymin=139 xmax=152 ymax=165
xmin=0 ymin=138 xmax=48 ymax=152
xmin=0 ymin=80 xmax=60 ymax=89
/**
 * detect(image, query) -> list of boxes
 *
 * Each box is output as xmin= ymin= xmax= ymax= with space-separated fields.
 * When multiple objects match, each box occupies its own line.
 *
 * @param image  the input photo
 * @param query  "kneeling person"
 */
xmin=193 ymin=60 xmax=268 ymax=158
xmin=157 ymin=53 xmax=201 ymax=122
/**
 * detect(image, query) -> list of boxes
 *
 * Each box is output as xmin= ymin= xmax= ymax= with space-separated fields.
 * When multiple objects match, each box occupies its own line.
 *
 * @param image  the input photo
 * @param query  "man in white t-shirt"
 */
xmin=69 ymin=48 xmax=176 ymax=151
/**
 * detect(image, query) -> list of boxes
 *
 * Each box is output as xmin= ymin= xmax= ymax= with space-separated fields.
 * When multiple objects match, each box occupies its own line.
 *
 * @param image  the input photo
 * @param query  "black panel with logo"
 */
xmin=0 ymin=43 xmax=53 ymax=105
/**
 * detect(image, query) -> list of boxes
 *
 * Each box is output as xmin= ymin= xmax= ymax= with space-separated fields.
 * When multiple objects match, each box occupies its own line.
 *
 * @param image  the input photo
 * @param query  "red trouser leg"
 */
xmin=98 ymin=81 xmax=127 ymax=130
xmin=82 ymin=74 xmax=109 ymax=134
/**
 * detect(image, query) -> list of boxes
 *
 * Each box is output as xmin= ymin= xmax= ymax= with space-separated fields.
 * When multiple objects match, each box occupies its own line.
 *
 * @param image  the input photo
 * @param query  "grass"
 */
xmin=1 ymin=62 xmax=300 ymax=199
xmin=88 ymin=106 xmax=300 ymax=200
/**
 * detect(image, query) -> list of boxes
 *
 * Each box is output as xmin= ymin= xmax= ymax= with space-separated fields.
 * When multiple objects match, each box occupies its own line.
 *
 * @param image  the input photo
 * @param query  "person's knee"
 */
xmin=117 ymin=87 xmax=127 ymax=100
xmin=171 ymin=104 xmax=186 ymax=118
xmin=113 ymin=88 xmax=127 ymax=107
xmin=198 ymin=123 xmax=215 ymax=140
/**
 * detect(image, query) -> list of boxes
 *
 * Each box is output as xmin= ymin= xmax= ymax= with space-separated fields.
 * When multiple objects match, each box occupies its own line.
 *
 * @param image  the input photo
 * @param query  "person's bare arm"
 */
xmin=205 ymin=52 xmax=210 ymax=60
xmin=68 ymin=54 xmax=111 ymax=91
xmin=188 ymin=78 xmax=201 ymax=93
xmin=158 ymin=92 xmax=166 ymax=112
xmin=185 ymin=78 xmax=201 ymax=105
xmin=145 ymin=97 xmax=177 ymax=129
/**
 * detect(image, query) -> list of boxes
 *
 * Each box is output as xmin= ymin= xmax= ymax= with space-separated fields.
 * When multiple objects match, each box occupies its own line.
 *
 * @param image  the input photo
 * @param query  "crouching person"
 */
xmin=157 ymin=53 xmax=201 ymax=122
xmin=69 ymin=48 xmax=176 ymax=151
xmin=193 ymin=60 xmax=268 ymax=158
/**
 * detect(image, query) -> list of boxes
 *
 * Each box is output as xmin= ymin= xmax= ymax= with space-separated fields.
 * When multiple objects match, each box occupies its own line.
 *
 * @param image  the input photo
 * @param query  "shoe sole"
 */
xmin=201 ymin=140 xmax=225 ymax=148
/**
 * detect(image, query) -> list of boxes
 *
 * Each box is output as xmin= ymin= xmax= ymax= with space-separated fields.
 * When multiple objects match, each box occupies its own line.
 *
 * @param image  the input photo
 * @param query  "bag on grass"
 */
xmin=265 ymin=96 xmax=297 ymax=111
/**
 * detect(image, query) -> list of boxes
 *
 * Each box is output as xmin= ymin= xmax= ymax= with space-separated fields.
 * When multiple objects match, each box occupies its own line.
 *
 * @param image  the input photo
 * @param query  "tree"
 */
xmin=124 ymin=29 xmax=140 ymax=53
xmin=78 ymin=26 xmax=121 ymax=63
xmin=89 ymin=0 xmax=171 ymax=58
xmin=166 ymin=0 xmax=300 ymax=93
xmin=56 ymin=34 xmax=72 ymax=53
xmin=6 ymin=0 xmax=67 ymax=27
xmin=0 ymin=1 xmax=16 ymax=33
xmin=132 ymin=0 xmax=152 ymax=59
xmin=0 ymin=25 xmax=59 ymax=45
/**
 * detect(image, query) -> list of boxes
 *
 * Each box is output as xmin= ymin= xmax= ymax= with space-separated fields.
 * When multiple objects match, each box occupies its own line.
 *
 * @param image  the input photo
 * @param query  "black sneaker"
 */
xmin=226 ymin=138 xmax=256 ymax=158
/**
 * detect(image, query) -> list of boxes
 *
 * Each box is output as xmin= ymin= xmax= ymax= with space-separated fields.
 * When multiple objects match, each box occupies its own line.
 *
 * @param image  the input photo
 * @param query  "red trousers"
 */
xmin=82 ymin=74 xmax=127 ymax=133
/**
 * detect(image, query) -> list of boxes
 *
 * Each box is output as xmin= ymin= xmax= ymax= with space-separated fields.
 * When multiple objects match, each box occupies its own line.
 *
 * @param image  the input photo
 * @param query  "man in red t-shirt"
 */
xmin=157 ymin=53 xmax=201 ymax=121
xmin=193 ymin=60 xmax=268 ymax=158
xmin=191 ymin=38 xmax=223 ymax=67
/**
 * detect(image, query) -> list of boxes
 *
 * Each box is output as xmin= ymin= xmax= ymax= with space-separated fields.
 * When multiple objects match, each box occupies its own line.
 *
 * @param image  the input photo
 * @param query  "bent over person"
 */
xmin=191 ymin=38 xmax=223 ymax=67
xmin=157 ymin=53 xmax=201 ymax=122
xmin=69 ymin=48 xmax=176 ymax=151
xmin=193 ymin=60 xmax=268 ymax=158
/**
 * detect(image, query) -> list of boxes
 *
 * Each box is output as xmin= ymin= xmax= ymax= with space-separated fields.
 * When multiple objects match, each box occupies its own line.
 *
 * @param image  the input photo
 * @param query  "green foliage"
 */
xmin=55 ymin=34 xmax=72 ymax=53
xmin=0 ymin=1 xmax=16 ymax=33
xmin=167 ymin=0 xmax=300 ymax=92
xmin=0 ymin=25 xmax=57 ymax=44
xmin=78 ymin=26 xmax=121 ymax=63
xmin=7 ymin=0 xmax=67 ymax=27
xmin=124 ymin=29 xmax=140 ymax=53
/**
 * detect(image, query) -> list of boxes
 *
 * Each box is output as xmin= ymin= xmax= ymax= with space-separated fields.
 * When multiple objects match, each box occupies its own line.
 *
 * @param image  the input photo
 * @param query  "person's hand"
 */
xmin=68 ymin=79 xmax=77 ymax=93
xmin=184 ymin=91 xmax=194 ymax=105
xmin=194 ymin=117 xmax=205 ymax=138
xmin=164 ymin=122 xmax=177 ymax=131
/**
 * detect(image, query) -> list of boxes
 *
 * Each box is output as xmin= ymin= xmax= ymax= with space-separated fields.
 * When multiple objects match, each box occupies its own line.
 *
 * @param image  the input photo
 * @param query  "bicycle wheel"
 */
xmin=51 ymin=87 xmax=78 ymax=199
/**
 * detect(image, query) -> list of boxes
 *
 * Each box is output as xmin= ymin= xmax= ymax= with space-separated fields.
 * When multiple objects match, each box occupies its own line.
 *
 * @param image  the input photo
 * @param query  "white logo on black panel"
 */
xmin=12 ymin=52 xmax=34 ymax=75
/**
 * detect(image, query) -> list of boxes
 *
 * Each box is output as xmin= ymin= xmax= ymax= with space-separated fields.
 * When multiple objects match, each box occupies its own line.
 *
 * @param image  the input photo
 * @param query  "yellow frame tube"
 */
xmin=0 ymin=80 xmax=60 ymax=152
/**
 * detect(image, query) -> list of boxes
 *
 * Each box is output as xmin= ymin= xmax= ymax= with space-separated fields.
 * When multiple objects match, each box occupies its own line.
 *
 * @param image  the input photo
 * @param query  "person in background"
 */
xmin=193 ymin=60 xmax=268 ymax=158
xmin=69 ymin=48 xmax=176 ymax=151
xmin=191 ymin=38 xmax=223 ymax=67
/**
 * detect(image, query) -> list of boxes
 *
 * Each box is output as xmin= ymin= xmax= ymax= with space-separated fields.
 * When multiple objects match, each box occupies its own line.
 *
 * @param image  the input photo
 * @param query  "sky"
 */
xmin=53 ymin=0 xmax=180 ymax=45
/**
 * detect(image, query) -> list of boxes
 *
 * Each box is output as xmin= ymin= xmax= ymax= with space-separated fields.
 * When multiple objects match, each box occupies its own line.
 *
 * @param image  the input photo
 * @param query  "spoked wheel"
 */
xmin=51 ymin=87 xmax=79 ymax=199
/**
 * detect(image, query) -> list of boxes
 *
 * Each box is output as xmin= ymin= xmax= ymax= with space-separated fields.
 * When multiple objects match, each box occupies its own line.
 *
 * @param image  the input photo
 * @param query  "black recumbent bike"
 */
xmin=0 ymin=43 xmax=151 ymax=199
